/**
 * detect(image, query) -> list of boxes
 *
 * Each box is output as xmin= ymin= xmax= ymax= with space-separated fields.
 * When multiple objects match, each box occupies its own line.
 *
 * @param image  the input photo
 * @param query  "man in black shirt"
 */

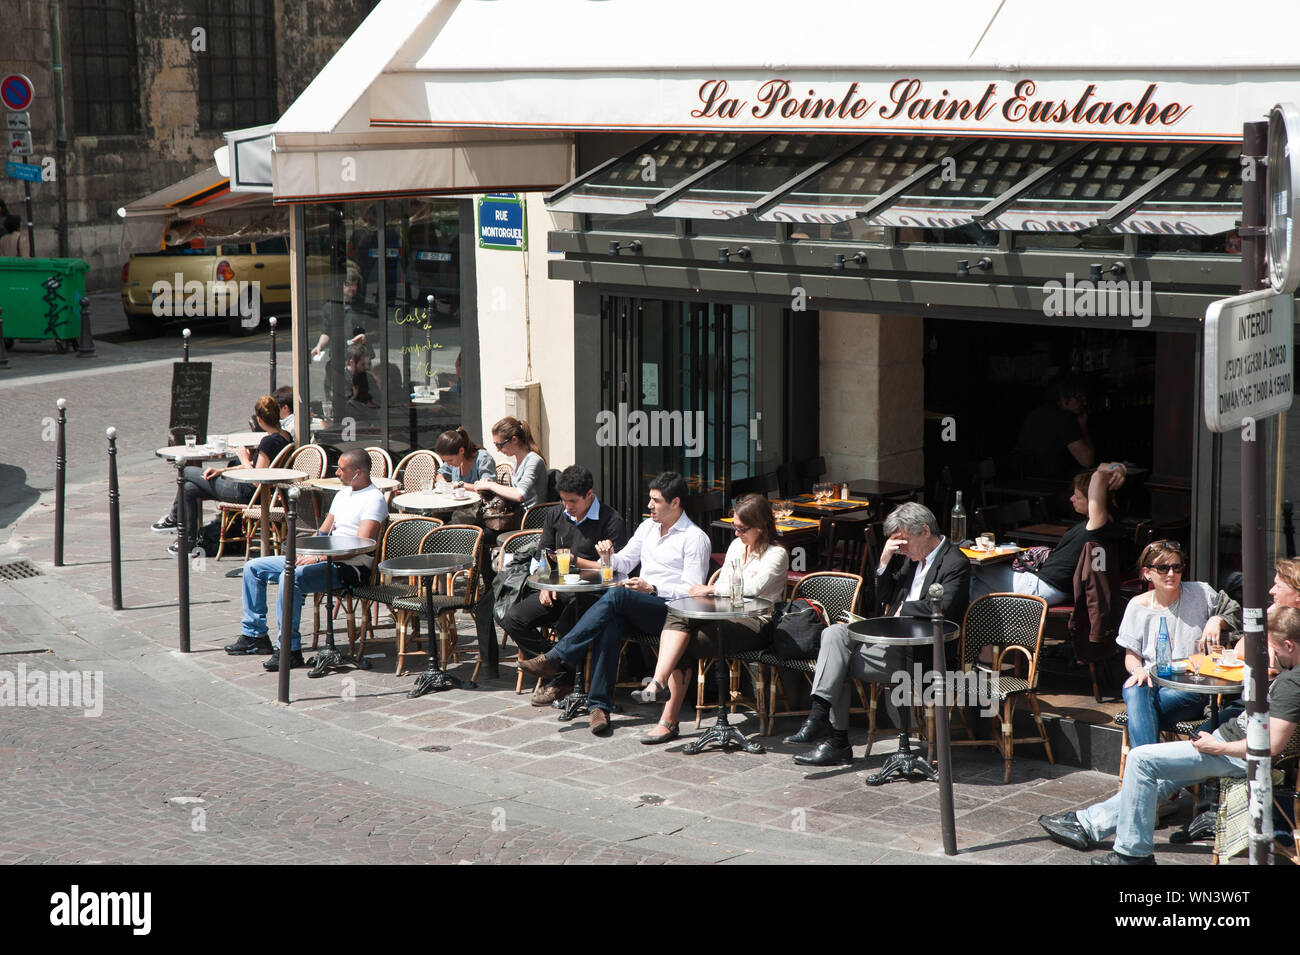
xmin=1015 ymin=377 xmax=1095 ymax=480
xmin=503 ymin=465 xmax=629 ymax=705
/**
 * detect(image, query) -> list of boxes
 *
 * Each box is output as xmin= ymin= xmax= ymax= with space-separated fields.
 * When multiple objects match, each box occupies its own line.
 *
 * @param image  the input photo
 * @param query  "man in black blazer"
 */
xmin=786 ymin=502 xmax=971 ymax=766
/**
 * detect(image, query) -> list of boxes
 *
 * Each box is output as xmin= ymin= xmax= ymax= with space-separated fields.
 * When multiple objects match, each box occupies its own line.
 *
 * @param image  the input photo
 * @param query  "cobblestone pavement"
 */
xmin=0 ymin=400 xmax=1231 ymax=865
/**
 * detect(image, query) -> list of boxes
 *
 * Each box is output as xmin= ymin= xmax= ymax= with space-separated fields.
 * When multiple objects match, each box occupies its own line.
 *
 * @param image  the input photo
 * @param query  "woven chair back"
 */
xmin=791 ymin=571 xmax=862 ymax=623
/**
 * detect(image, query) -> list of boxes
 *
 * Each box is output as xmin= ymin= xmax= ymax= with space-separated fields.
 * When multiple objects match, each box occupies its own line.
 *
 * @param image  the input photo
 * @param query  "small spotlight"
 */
xmin=956 ymin=256 xmax=992 ymax=278
xmin=1089 ymin=262 xmax=1125 ymax=281
xmin=609 ymin=240 xmax=642 ymax=255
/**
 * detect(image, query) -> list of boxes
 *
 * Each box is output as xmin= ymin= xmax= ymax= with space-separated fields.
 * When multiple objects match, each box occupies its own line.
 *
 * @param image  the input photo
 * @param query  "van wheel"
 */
xmin=125 ymin=311 xmax=162 ymax=338
xmin=226 ymin=293 xmax=264 ymax=336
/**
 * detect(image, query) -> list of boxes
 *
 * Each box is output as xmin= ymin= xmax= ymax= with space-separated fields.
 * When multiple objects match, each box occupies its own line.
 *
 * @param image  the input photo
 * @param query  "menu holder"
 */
xmin=168 ymin=360 xmax=212 ymax=445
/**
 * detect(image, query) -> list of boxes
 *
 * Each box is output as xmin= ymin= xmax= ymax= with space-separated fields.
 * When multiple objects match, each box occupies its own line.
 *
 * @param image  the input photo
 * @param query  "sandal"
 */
xmin=641 ymin=720 xmax=679 ymax=745
xmin=631 ymin=677 xmax=670 ymax=704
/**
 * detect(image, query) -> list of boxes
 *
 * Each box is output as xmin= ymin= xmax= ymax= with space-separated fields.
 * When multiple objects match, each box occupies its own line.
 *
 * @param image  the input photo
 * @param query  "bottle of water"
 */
xmin=729 ymin=560 xmax=745 ymax=608
xmin=950 ymin=491 xmax=967 ymax=544
xmin=1155 ymin=617 xmax=1172 ymax=678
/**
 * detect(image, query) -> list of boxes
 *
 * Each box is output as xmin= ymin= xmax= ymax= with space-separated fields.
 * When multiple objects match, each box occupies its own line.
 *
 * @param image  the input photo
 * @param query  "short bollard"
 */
xmin=175 ymin=453 xmax=192 ymax=653
xmin=54 ymin=398 xmax=67 ymax=567
xmin=268 ymin=316 xmax=277 ymax=392
xmin=76 ymin=296 xmax=96 ymax=357
xmin=929 ymin=584 xmax=958 ymax=856
xmin=182 ymin=327 xmax=191 ymax=363
xmin=0 ymin=306 xmax=10 ymax=369
xmin=277 ymin=488 xmax=299 ymax=704
xmin=107 ymin=427 xmax=123 ymax=610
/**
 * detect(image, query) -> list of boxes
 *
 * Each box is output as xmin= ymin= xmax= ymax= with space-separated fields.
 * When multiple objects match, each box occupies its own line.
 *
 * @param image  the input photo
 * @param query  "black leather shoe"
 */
xmin=263 ymin=650 xmax=305 ymax=672
xmin=1038 ymin=811 xmax=1095 ymax=851
xmin=224 ymin=634 xmax=273 ymax=655
xmin=793 ymin=740 xmax=853 ymax=766
xmin=1091 ymin=850 xmax=1156 ymax=866
xmin=783 ymin=716 xmax=831 ymax=745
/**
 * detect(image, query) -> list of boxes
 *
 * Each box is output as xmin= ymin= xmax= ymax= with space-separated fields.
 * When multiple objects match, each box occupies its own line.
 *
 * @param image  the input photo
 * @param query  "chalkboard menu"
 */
xmin=169 ymin=361 xmax=212 ymax=444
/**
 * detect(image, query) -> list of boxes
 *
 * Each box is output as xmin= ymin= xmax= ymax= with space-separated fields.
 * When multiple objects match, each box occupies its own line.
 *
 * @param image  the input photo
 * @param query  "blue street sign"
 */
xmin=477 ymin=193 xmax=527 ymax=251
xmin=6 ymin=160 xmax=40 ymax=183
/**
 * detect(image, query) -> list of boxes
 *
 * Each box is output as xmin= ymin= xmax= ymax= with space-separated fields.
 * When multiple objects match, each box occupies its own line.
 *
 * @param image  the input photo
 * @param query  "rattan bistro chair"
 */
xmin=218 ymin=441 xmax=298 ymax=558
xmin=364 ymin=446 xmax=394 ymax=480
xmin=949 ymin=593 xmax=1054 ymax=782
xmin=389 ymin=525 xmax=484 ymax=678
xmin=733 ymin=571 xmax=864 ymax=737
xmin=351 ymin=517 xmax=444 ymax=662
xmin=522 ymin=501 xmax=560 ymax=530
xmin=393 ymin=450 xmax=442 ymax=497
xmin=1213 ymin=727 xmax=1300 ymax=864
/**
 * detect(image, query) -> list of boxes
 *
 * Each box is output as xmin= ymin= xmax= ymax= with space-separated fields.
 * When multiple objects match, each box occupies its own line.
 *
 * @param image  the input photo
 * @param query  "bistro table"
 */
xmin=1005 ymin=522 xmax=1071 ymax=546
xmin=849 ymin=615 xmax=960 ymax=785
xmin=380 ymin=552 xmax=478 ymax=697
xmin=526 ymin=568 xmax=626 ymax=720
xmin=219 ymin=431 xmax=265 ymax=450
xmin=392 ymin=489 xmax=481 ymax=515
xmin=787 ymin=494 xmax=873 ymax=516
xmin=714 ymin=513 xmax=821 ymax=545
xmin=959 ymin=544 xmax=1022 ymax=566
xmin=305 ymin=475 xmax=400 ymax=493
xmin=847 ymin=479 xmax=923 ymax=504
xmin=223 ymin=467 xmax=307 ymax=555
xmin=155 ymin=442 xmax=238 ymax=653
xmin=295 ymin=534 xmax=377 ymax=677
xmin=667 ymin=594 xmax=774 ymax=755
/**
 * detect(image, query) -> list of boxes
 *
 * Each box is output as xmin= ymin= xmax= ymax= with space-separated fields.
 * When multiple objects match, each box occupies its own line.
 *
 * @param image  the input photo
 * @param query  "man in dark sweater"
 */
xmin=502 ymin=465 xmax=628 ymax=705
xmin=1040 ymin=604 xmax=1300 ymax=864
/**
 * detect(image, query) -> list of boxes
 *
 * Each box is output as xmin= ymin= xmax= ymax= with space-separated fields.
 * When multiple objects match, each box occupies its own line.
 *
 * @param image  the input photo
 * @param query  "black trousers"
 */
xmin=502 ymin=591 xmax=597 ymax=686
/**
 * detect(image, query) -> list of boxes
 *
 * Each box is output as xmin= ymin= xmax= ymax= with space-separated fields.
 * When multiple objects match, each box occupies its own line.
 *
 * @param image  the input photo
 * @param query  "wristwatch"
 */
xmin=649 ymin=584 xmax=658 ymax=597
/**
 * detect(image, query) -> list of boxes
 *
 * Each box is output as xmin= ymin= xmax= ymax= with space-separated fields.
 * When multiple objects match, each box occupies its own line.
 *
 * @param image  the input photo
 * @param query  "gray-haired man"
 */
xmin=786 ymin=502 xmax=972 ymax=766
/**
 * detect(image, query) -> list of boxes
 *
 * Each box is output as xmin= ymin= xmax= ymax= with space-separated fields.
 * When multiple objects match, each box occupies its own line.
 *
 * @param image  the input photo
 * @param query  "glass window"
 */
xmin=68 ymin=0 xmax=140 ymax=135
xmin=1117 ymin=144 xmax=1241 ymax=238
xmin=196 ymin=0 xmax=277 ymax=130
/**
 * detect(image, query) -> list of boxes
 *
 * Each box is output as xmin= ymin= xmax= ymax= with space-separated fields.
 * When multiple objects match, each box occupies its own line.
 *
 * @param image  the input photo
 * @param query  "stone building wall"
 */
xmin=0 ymin=0 xmax=373 ymax=290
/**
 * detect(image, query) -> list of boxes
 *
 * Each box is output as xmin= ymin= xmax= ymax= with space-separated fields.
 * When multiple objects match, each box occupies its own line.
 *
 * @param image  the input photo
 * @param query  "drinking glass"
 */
xmin=600 ymin=554 xmax=613 ymax=583
xmin=556 ymin=548 xmax=571 ymax=575
xmin=184 ymin=434 xmax=197 ymax=448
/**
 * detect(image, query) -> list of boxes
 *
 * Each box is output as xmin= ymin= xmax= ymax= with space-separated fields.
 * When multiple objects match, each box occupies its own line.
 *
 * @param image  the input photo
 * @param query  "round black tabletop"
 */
xmin=665 ymin=595 xmax=774 ymax=621
xmin=1151 ymin=666 xmax=1245 ymax=696
xmin=527 ymin=569 xmax=625 ymax=592
xmin=379 ymin=552 xmax=475 ymax=577
xmin=294 ymin=535 xmax=377 ymax=560
xmin=848 ymin=616 xmax=960 ymax=647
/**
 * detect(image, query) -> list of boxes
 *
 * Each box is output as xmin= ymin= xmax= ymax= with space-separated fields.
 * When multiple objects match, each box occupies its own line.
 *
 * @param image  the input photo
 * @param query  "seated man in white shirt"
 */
xmin=520 ymin=471 xmax=711 ymax=736
xmin=785 ymin=501 xmax=972 ymax=766
xmin=225 ymin=449 xmax=387 ymax=670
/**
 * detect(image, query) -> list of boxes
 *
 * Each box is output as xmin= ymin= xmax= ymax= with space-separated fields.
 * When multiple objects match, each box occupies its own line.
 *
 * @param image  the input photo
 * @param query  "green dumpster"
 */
xmin=0 ymin=257 xmax=89 ymax=348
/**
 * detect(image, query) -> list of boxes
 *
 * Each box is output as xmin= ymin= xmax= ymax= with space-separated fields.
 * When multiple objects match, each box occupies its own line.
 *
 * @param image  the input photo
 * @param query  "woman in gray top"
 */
xmin=1118 ymin=539 xmax=1241 ymax=749
xmin=470 ymin=416 xmax=546 ymax=509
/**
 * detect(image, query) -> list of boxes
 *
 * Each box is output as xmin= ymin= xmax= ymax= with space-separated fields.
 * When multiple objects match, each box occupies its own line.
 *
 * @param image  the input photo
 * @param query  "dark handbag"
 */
xmin=478 ymin=473 xmax=521 ymax=532
xmin=770 ymin=597 xmax=829 ymax=660
xmin=1012 ymin=545 xmax=1052 ymax=574
xmin=492 ymin=539 xmax=539 ymax=626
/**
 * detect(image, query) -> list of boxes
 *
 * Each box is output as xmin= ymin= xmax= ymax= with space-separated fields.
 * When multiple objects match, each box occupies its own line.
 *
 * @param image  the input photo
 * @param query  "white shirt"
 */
xmin=610 ymin=511 xmax=711 ymax=600
xmin=714 ymin=537 xmax=789 ymax=630
xmin=327 ymin=482 xmax=388 ymax=568
xmin=905 ymin=536 xmax=947 ymax=604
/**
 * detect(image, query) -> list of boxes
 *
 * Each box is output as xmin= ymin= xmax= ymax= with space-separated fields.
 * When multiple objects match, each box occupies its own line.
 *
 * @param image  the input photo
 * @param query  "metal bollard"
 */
xmin=54 ymin=398 xmax=67 ymax=567
xmin=268 ymin=316 xmax=277 ymax=392
xmin=929 ymin=583 xmax=957 ymax=856
xmin=277 ymin=488 xmax=299 ymax=704
xmin=107 ymin=427 xmax=122 ymax=610
xmin=0 ymin=306 xmax=9 ymax=369
xmin=76 ymin=296 xmax=95 ymax=357
xmin=182 ymin=327 xmax=191 ymax=363
xmin=175 ymin=453 xmax=191 ymax=653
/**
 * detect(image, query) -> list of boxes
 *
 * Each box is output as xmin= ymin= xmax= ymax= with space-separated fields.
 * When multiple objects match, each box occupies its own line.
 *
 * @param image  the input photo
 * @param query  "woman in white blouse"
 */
xmin=633 ymin=494 xmax=789 ymax=743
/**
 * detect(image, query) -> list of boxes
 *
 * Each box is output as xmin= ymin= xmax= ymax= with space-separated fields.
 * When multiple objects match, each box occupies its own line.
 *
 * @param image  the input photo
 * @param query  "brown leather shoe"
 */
xmin=589 ymin=708 xmax=612 ymax=736
xmin=530 ymin=681 xmax=573 ymax=707
xmin=518 ymin=653 xmax=559 ymax=679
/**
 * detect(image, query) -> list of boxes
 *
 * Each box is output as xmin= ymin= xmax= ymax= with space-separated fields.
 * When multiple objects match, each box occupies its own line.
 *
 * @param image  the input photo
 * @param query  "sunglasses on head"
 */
xmin=1148 ymin=562 xmax=1184 ymax=574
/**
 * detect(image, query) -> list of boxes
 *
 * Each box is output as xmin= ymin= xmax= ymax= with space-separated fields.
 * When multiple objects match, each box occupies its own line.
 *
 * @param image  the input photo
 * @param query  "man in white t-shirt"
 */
xmin=225 ymin=449 xmax=387 ymax=668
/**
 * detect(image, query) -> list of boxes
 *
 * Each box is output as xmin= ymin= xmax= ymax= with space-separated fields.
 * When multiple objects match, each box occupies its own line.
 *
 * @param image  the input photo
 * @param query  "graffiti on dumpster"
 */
xmin=41 ymin=274 xmax=69 ymax=338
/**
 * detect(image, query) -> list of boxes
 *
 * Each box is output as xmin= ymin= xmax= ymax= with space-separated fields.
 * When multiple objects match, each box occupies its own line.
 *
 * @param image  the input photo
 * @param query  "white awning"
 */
xmin=116 ymin=163 xmax=283 ymax=252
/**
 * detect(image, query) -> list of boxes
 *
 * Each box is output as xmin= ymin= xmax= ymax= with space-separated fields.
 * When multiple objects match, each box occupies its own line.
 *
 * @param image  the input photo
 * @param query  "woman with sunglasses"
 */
xmin=469 ymin=416 xmax=545 ymax=509
xmin=631 ymin=494 xmax=788 ymax=743
xmin=1119 ymin=540 xmax=1241 ymax=749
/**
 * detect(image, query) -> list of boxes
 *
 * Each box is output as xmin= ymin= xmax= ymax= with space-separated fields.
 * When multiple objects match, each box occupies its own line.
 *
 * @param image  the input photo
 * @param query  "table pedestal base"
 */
xmin=409 ymin=665 xmax=463 ymax=698
xmin=864 ymin=733 xmax=938 ymax=786
xmin=682 ymin=715 xmax=765 ymax=755
xmin=307 ymin=646 xmax=370 ymax=679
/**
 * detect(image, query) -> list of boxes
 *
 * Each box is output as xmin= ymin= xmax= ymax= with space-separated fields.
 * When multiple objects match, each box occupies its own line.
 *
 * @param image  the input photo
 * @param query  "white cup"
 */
xmin=212 ymin=436 xmax=228 ymax=454
xmin=563 ymin=573 xmax=581 ymax=584
xmin=1221 ymin=646 xmax=1238 ymax=665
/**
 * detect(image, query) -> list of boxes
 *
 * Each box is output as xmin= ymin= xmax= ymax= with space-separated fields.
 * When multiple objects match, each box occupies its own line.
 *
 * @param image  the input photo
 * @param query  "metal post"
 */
xmin=76 ymin=296 xmax=95 ymax=357
xmin=53 ymin=398 xmax=67 ymax=566
xmin=0 ymin=306 xmax=9 ymax=369
xmin=50 ymin=0 xmax=70 ymax=258
xmin=1240 ymin=120 xmax=1273 ymax=864
xmin=106 ymin=427 xmax=122 ymax=610
xmin=23 ymin=182 xmax=35 ymax=258
xmin=929 ymin=584 xmax=958 ymax=856
xmin=175 ymin=456 xmax=191 ymax=653
xmin=277 ymin=488 xmax=299 ymax=704
xmin=268 ymin=315 xmax=277 ymax=392
xmin=182 ymin=327 xmax=191 ymax=363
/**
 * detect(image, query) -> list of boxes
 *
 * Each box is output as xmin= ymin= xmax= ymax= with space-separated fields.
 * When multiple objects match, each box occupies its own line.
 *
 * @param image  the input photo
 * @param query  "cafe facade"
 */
xmin=267 ymin=0 xmax=1300 ymax=580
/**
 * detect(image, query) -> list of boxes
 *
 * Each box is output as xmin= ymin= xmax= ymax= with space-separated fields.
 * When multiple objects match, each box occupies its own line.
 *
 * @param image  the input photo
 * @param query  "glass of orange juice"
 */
xmin=556 ymin=548 xmax=571 ymax=575
xmin=600 ymin=554 xmax=613 ymax=583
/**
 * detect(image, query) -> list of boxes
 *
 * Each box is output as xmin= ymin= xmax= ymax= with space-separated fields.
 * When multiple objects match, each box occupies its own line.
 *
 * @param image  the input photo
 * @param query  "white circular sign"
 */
xmin=1267 ymin=102 xmax=1300 ymax=294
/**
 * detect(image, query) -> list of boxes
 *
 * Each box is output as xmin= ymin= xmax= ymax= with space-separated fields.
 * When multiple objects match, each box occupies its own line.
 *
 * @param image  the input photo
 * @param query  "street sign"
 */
xmin=5 ymin=160 xmax=40 ymax=182
xmin=1204 ymin=287 xmax=1295 ymax=432
xmin=477 ymin=193 xmax=527 ymax=251
xmin=0 ymin=74 xmax=33 ymax=111
xmin=5 ymin=111 xmax=30 ymax=131
xmin=8 ymin=130 xmax=32 ymax=156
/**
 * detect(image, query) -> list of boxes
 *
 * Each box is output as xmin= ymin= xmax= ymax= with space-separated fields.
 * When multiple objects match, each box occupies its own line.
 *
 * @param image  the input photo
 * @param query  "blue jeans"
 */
xmin=970 ymin=564 xmax=1069 ymax=604
xmin=1122 ymin=682 xmax=1207 ymax=750
xmin=546 ymin=587 xmax=667 ymax=714
xmin=1077 ymin=739 xmax=1245 ymax=857
xmin=240 ymin=555 xmax=347 ymax=650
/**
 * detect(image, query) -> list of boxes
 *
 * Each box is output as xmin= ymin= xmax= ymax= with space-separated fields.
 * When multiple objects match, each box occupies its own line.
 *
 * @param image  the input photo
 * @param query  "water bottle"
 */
xmin=950 ymin=491 xmax=967 ymax=544
xmin=1155 ymin=618 xmax=1172 ymax=678
xmin=537 ymin=549 xmax=551 ymax=576
xmin=729 ymin=560 xmax=745 ymax=609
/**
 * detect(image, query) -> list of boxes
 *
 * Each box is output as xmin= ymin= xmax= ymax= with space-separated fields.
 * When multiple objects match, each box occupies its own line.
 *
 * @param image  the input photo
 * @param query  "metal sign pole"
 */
xmin=268 ymin=316 xmax=277 ymax=392
xmin=1240 ymin=120 xmax=1273 ymax=865
xmin=22 ymin=180 xmax=34 ymax=257
xmin=929 ymin=584 xmax=958 ymax=855
xmin=277 ymin=489 xmax=299 ymax=704
xmin=107 ymin=427 xmax=122 ymax=610
xmin=53 ymin=398 xmax=66 ymax=566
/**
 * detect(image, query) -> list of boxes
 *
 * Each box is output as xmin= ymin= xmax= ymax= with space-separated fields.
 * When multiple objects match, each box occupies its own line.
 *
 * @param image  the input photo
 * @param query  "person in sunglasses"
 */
xmin=1119 ymin=540 xmax=1241 ymax=749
